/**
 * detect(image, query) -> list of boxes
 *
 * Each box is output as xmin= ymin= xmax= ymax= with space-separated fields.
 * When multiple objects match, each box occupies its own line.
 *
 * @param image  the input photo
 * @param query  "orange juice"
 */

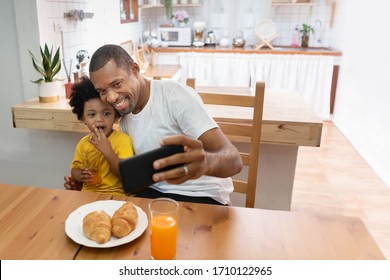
xmin=85 ymin=167 xmax=101 ymax=187
xmin=150 ymin=215 xmax=178 ymax=260
xmin=89 ymin=168 xmax=101 ymax=186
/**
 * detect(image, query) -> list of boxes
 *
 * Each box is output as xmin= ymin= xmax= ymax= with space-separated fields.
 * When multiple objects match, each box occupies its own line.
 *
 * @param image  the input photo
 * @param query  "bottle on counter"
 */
xmin=291 ymin=25 xmax=299 ymax=48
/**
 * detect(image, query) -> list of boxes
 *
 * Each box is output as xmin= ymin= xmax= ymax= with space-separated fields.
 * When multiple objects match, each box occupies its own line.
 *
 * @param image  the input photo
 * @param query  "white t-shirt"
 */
xmin=120 ymin=80 xmax=233 ymax=204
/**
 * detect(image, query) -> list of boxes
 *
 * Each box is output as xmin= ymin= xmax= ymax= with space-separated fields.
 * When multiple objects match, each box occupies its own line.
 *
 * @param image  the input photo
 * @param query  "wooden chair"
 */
xmin=186 ymin=78 xmax=265 ymax=208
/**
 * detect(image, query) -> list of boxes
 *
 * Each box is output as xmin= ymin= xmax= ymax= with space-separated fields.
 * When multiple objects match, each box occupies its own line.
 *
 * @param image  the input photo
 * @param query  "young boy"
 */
xmin=67 ymin=77 xmax=134 ymax=195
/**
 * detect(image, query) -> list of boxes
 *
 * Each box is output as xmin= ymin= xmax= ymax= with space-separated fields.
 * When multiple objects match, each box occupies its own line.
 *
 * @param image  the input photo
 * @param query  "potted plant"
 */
xmin=299 ymin=23 xmax=314 ymax=48
xmin=29 ymin=43 xmax=63 ymax=102
xmin=173 ymin=10 xmax=189 ymax=27
xmin=164 ymin=0 xmax=173 ymax=21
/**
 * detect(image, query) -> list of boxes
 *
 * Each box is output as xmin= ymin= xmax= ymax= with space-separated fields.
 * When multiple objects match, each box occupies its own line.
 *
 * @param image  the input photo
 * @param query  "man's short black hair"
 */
xmin=89 ymin=44 xmax=134 ymax=75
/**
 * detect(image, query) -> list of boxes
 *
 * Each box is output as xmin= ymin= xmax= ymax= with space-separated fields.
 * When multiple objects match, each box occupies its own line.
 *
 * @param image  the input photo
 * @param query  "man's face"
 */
xmin=90 ymin=59 xmax=140 ymax=116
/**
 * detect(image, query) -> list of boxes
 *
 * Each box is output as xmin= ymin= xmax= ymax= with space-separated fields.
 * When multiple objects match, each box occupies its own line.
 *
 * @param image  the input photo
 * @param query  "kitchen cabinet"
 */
xmin=121 ymin=0 xmax=139 ymax=23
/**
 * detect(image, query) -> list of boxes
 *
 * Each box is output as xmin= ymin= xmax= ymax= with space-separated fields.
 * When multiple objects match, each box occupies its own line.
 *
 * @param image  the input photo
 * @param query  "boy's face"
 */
xmin=82 ymin=98 xmax=117 ymax=137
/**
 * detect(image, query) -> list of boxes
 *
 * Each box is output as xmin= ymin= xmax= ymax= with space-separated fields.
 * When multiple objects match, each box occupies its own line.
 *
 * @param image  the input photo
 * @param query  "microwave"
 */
xmin=157 ymin=27 xmax=192 ymax=47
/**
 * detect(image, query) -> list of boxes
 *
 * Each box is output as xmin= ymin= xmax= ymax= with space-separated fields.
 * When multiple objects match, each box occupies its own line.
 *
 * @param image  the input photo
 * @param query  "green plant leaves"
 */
xmin=29 ymin=43 xmax=62 ymax=84
xmin=164 ymin=0 xmax=173 ymax=20
xmin=299 ymin=23 xmax=314 ymax=35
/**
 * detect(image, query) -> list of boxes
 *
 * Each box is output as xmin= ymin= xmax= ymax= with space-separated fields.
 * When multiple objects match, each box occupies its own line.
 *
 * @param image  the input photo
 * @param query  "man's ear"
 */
xmin=131 ymin=62 xmax=140 ymax=74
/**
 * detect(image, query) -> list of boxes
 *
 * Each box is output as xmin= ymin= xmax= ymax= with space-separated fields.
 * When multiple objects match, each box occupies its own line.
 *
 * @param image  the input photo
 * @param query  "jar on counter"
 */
xmin=219 ymin=30 xmax=229 ymax=47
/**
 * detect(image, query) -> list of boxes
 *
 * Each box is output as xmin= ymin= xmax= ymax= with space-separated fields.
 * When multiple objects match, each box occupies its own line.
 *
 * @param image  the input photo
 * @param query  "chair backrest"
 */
xmin=186 ymin=78 xmax=265 ymax=208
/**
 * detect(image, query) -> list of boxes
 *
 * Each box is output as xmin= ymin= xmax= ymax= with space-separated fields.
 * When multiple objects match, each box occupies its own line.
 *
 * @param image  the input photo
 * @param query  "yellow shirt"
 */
xmin=71 ymin=130 xmax=134 ymax=195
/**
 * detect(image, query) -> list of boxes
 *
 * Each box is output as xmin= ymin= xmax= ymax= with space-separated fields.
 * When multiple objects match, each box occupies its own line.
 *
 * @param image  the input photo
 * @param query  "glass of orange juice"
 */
xmin=82 ymin=150 xmax=101 ymax=187
xmin=148 ymin=198 xmax=179 ymax=260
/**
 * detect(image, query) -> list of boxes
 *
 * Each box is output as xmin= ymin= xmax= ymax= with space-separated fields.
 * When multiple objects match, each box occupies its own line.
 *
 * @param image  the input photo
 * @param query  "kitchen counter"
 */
xmin=11 ymin=88 xmax=321 ymax=147
xmin=151 ymin=45 xmax=342 ymax=56
xmin=152 ymin=47 xmax=341 ymax=118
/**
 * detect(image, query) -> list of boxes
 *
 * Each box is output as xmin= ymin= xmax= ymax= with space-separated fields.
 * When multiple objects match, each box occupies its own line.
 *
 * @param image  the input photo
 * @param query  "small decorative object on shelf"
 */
xmin=291 ymin=25 xmax=299 ymax=47
xmin=164 ymin=0 xmax=173 ymax=20
xmin=62 ymin=58 xmax=73 ymax=99
xmin=173 ymin=10 xmax=189 ymax=27
xmin=299 ymin=23 xmax=314 ymax=47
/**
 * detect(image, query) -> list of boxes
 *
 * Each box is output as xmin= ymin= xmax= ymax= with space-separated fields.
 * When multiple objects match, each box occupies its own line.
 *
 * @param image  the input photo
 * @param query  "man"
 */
xmin=79 ymin=44 xmax=242 ymax=205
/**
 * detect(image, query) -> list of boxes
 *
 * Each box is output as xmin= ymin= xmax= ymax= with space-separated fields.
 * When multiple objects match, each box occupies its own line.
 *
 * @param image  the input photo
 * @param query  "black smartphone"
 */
xmin=119 ymin=145 xmax=184 ymax=194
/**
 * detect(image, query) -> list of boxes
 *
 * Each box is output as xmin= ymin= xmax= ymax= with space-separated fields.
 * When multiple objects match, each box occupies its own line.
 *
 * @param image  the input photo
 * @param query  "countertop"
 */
xmin=11 ymin=87 xmax=322 ymax=147
xmin=151 ymin=45 xmax=342 ymax=56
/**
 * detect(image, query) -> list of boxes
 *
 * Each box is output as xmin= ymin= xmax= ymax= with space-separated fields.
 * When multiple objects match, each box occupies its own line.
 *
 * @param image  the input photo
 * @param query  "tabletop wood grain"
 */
xmin=0 ymin=184 xmax=384 ymax=260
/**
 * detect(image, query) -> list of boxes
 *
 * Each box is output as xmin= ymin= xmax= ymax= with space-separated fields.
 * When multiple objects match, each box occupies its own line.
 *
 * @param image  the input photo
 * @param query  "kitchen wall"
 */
xmin=331 ymin=0 xmax=390 ymax=187
xmin=141 ymin=0 xmax=333 ymax=48
xmin=1 ymin=0 xmax=389 ymax=190
xmin=34 ymin=0 xmax=143 ymax=83
xmin=31 ymin=0 xmax=335 ymax=80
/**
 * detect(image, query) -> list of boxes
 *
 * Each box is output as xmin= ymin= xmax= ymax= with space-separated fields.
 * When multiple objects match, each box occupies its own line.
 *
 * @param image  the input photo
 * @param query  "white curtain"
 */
xmin=179 ymin=52 xmax=334 ymax=120
xmin=250 ymin=54 xmax=334 ymax=120
xmin=179 ymin=52 xmax=252 ymax=87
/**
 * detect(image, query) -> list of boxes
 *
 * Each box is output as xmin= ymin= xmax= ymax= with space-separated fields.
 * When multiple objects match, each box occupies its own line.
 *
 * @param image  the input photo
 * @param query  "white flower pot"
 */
xmin=38 ymin=81 xmax=63 ymax=103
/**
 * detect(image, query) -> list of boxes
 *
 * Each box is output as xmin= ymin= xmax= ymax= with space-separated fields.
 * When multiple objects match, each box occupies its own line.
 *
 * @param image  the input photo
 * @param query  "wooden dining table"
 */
xmin=0 ymin=184 xmax=384 ymax=260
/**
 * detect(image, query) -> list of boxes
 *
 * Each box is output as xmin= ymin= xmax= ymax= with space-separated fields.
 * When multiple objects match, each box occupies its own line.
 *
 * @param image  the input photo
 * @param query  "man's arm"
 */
xmin=152 ymin=128 xmax=243 ymax=185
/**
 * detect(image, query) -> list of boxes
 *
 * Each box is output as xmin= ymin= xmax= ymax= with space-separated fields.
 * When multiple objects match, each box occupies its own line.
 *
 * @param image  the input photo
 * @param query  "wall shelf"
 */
xmin=272 ymin=3 xmax=313 ymax=7
xmin=140 ymin=4 xmax=202 ymax=9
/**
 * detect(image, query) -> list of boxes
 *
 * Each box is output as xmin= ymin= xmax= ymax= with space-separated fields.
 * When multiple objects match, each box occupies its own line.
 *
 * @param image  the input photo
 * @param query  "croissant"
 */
xmin=83 ymin=210 xmax=111 ymax=244
xmin=111 ymin=201 xmax=138 ymax=238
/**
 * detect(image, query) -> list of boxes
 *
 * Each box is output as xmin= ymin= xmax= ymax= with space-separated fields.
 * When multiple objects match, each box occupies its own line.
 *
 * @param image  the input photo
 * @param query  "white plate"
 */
xmin=65 ymin=200 xmax=148 ymax=248
xmin=255 ymin=19 xmax=277 ymax=40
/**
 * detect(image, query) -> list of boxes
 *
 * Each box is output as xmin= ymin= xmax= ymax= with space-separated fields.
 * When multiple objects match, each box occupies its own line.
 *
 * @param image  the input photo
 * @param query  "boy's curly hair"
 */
xmin=68 ymin=77 xmax=120 ymax=121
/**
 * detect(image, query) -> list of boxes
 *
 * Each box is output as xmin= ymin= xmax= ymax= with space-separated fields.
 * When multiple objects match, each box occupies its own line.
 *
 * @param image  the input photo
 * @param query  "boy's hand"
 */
xmin=88 ymin=125 xmax=112 ymax=156
xmin=64 ymin=175 xmax=82 ymax=191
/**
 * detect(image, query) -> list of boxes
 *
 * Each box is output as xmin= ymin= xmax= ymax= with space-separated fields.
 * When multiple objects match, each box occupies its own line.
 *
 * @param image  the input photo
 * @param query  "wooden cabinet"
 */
xmin=120 ymin=0 xmax=139 ymax=23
